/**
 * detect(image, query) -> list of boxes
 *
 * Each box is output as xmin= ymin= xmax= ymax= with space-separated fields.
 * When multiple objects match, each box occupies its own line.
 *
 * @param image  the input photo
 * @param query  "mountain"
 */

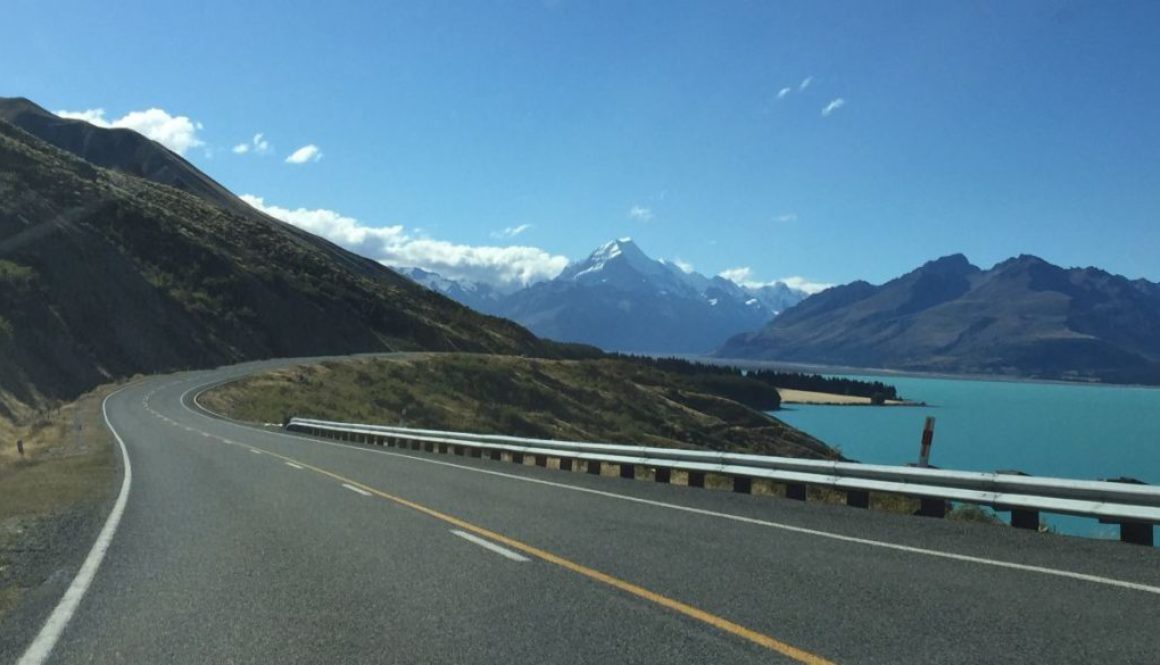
xmin=396 ymin=266 xmax=511 ymax=315
xmin=717 ymin=253 xmax=1160 ymax=384
xmin=0 ymin=98 xmax=574 ymax=417
xmin=404 ymin=239 xmax=807 ymax=354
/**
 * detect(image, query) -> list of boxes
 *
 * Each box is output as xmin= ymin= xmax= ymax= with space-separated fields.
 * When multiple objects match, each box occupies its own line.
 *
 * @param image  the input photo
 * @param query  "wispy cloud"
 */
xmin=628 ymin=205 xmax=654 ymax=222
xmin=490 ymin=224 xmax=533 ymax=239
xmin=241 ymin=195 xmax=567 ymax=287
xmin=821 ymin=98 xmax=846 ymax=117
xmin=777 ymin=87 xmax=792 ymax=99
xmin=798 ymin=76 xmax=813 ymax=91
xmin=233 ymin=133 xmax=270 ymax=155
xmin=670 ymin=258 xmax=694 ymax=274
xmin=56 ymin=107 xmax=205 ymax=155
xmin=285 ymin=144 xmax=322 ymax=164
xmin=775 ymin=212 xmax=798 ymax=223
xmin=719 ymin=266 xmax=832 ymax=295
xmin=778 ymin=276 xmax=833 ymax=294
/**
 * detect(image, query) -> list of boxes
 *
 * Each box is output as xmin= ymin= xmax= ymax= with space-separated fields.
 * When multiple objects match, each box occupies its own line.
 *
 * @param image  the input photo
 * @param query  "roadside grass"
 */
xmin=202 ymin=354 xmax=838 ymax=459
xmin=0 ymin=385 xmax=118 ymax=621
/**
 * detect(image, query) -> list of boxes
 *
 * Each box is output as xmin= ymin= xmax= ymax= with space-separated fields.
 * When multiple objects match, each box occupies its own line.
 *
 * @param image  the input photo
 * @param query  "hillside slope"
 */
xmin=0 ymin=117 xmax=565 ymax=416
xmin=718 ymin=254 xmax=1160 ymax=384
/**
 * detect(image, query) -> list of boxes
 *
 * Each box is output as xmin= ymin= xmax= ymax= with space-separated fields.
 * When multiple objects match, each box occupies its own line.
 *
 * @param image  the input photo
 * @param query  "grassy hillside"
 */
xmin=0 ymin=117 xmax=588 ymax=417
xmin=202 ymin=354 xmax=839 ymax=458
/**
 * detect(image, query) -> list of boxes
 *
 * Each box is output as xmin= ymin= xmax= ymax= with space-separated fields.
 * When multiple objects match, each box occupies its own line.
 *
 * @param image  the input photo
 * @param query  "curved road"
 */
xmin=12 ymin=358 xmax=1160 ymax=664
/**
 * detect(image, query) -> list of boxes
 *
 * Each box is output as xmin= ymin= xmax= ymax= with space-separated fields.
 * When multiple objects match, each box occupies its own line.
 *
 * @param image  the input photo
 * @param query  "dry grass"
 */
xmin=0 ymin=384 xmax=118 ymax=621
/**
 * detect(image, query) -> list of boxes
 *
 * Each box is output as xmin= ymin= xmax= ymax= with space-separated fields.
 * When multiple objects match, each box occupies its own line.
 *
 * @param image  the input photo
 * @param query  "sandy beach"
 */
xmin=777 ymin=388 xmax=908 ymax=406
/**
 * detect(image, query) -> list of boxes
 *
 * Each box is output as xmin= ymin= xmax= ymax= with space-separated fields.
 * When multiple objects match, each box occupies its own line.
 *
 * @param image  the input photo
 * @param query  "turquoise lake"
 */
xmin=773 ymin=375 xmax=1160 ymax=543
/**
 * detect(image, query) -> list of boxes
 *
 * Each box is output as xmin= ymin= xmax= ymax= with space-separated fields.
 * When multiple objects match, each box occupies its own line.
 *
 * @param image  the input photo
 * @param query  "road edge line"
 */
xmin=17 ymin=385 xmax=135 ymax=665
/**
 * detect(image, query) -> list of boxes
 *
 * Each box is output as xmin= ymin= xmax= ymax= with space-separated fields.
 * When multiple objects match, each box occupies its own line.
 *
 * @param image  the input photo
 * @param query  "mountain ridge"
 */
xmin=717 ymin=253 xmax=1160 ymax=384
xmin=402 ymin=238 xmax=808 ymax=354
xmin=0 ymin=105 xmax=579 ymax=416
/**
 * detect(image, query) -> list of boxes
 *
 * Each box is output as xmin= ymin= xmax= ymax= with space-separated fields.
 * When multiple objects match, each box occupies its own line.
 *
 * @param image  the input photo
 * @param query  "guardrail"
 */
xmin=286 ymin=417 xmax=1159 ymax=546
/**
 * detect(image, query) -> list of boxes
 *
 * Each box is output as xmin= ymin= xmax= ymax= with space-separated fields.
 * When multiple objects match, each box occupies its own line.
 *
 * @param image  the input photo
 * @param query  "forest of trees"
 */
xmin=610 ymin=355 xmax=902 ymax=405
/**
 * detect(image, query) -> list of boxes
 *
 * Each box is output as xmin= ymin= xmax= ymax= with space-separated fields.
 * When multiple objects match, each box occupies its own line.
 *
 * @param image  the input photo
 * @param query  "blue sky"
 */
xmin=4 ymin=0 xmax=1158 ymax=289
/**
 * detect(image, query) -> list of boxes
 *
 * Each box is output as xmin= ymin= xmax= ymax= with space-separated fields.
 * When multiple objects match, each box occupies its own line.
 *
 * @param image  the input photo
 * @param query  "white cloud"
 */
xmin=56 ymin=107 xmax=205 ymax=155
xmin=821 ymin=98 xmax=846 ymax=117
xmin=775 ymin=212 xmax=798 ymax=223
xmin=490 ymin=224 xmax=533 ymax=239
xmin=778 ymin=276 xmax=833 ymax=294
xmin=241 ymin=194 xmax=567 ymax=287
xmin=799 ymin=76 xmax=813 ymax=91
xmin=777 ymin=87 xmax=792 ymax=99
xmin=719 ymin=266 xmax=832 ymax=295
xmin=671 ymin=259 xmax=694 ymax=274
xmin=234 ymin=133 xmax=270 ymax=155
xmin=285 ymin=144 xmax=322 ymax=164
xmin=627 ymin=205 xmax=654 ymax=222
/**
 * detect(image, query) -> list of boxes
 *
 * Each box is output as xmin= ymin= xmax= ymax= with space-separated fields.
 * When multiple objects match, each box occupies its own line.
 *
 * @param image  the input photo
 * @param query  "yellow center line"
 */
xmin=243 ymin=445 xmax=836 ymax=665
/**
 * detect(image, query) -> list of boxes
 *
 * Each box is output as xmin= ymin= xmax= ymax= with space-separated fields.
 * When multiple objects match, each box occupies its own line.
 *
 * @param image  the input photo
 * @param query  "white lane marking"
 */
xmin=451 ymin=530 xmax=531 ymax=562
xmin=17 ymin=386 xmax=135 ymax=665
xmin=178 ymin=380 xmax=1160 ymax=596
xmin=285 ymin=462 xmax=304 ymax=470
xmin=342 ymin=483 xmax=373 ymax=497
xmin=249 ymin=449 xmax=262 ymax=455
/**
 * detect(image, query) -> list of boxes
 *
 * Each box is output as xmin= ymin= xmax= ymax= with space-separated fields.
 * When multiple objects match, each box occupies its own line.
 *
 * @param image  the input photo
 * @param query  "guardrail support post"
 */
xmin=619 ymin=464 xmax=635 ymax=479
xmin=733 ymin=476 xmax=752 ymax=494
xmin=917 ymin=498 xmax=947 ymax=518
xmin=1010 ymin=509 xmax=1039 ymax=530
xmin=437 ymin=443 xmax=448 ymax=454
xmin=687 ymin=471 xmax=705 ymax=488
xmin=559 ymin=458 xmax=574 ymax=471
xmin=846 ymin=490 xmax=870 ymax=508
xmin=411 ymin=440 xmax=421 ymax=450
xmin=512 ymin=452 xmax=525 ymax=464
xmin=454 ymin=445 xmax=465 ymax=456
xmin=654 ymin=468 xmax=671 ymax=484
xmin=588 ymin=460 xmax=602 ymax=475
xmin=469 ymin=447 xmax=482 ymax=458
xmin=424 ymin=441 xmax=434 ymax=453
xmin=535 ymin=454 xmax=548 ymax=467
xmin=786 ymin=483 xmax=807 ymax=501
xmin=1120 ymin=522 xmax=1154 ymax=546
xmin=490 ymin=449 xmax=502 ymax=461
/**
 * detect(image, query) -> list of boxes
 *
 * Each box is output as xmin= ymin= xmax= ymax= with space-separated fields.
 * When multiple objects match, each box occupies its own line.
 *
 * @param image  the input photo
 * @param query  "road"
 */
xmin=10 ymin=357 xmax=1160 ymax=664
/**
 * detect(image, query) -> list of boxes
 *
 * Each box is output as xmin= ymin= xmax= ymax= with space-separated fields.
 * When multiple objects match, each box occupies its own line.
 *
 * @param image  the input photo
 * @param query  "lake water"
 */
xmin=773 ymin=375 xmax=1160 ymax=543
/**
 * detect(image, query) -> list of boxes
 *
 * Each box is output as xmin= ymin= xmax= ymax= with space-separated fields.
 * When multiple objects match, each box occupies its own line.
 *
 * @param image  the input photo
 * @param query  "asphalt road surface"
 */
xmin=10 ymin=357 xmax=1160 ymax=664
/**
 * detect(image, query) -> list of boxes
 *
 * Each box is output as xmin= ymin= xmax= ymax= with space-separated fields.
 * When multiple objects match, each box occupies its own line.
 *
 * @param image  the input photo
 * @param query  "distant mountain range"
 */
xmin=401 ymin=238 xmax=808 ymax=354
xmin=0 ymin=97 xmax=569 ymax=415
xmin=718 ymin=253 xmax=1160 ymax=384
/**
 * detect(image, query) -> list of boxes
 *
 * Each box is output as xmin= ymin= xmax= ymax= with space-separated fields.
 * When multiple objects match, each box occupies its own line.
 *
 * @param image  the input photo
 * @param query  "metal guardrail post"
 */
xmin=559 ymin=458 xmax=574 ymax=471
xmin=535 ymin=454 xmax=548 ymax=467
xmin=917 ymin=498 xmax=947 ymax=518
xmin=1120 ymin=523 xmax=1154 ymax=546
xmin=1010 ymin=509 xmax=1039 ymax=530
xmin=588 ymin=460 xmax=602 ymax=475
xmin=847 ymin=490 xmax=870 ymax=508
xmin=733 ymin=476 xmax=753 ymax=494
xmin=654 ymin=468 xmax=672 ymax=484
xmin=619 ymin=464 xmax=635 ymax=479
xmin=687 ymin=471 xmax=705 ymax=488
xmin=786 ymin=483 xmax=806 ymax=501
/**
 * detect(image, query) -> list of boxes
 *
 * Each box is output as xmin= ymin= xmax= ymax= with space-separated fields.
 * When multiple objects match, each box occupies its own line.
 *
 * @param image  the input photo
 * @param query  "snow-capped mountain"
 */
xmin=397 ymin=238 xmax=809 ymax=353
xmin=396 ymin=267 xmax=510 ymax=315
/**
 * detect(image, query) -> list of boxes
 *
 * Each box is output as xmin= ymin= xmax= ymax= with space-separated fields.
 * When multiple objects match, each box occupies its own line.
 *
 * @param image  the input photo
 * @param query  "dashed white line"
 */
xmin=249 ymin=449 xmax=262 ymax=455
xmin=451 ymin=530 xmax=531 ymax=562
xmin=285 ymin=462 xmax=304 ymax=470
xmin=341 ymin=483 xmax=373 ymax=497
